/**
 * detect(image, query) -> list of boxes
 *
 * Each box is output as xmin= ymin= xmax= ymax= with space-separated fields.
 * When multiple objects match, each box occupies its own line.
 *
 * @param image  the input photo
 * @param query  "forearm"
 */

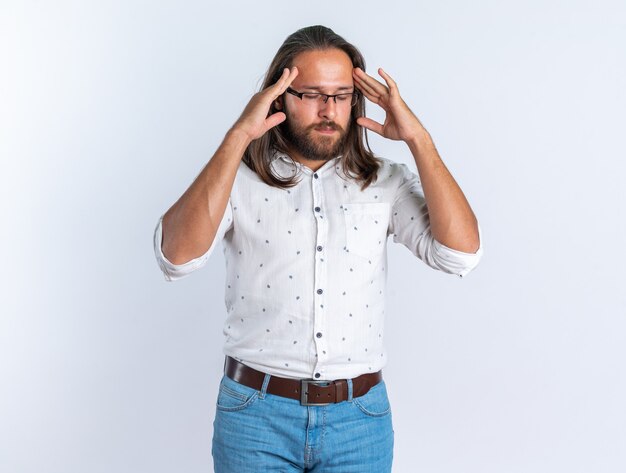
xmin=161 ymin=127 xmax=251 ymax=264
xmin=406 ymin=131 xmax=480 ymax=253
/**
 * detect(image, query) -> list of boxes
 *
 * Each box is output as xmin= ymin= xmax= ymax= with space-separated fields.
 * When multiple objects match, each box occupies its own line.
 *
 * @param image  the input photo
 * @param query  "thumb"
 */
xmin=265 ymin=111 xmax=286 ymax=130
xmin=356 ymin=117 xmax=384 ymax=136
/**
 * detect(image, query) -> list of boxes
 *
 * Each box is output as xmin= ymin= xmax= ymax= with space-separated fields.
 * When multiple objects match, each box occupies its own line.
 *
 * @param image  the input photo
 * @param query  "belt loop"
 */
xmin=347 ymin=378 xmax=354 ymax=401
xmin=259 ymin=373 xmax=271 ymax=399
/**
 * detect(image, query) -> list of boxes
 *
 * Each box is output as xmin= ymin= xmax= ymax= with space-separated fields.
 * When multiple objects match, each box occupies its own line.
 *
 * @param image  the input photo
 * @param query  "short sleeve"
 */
xmin=153 ymin=199 xmax=234 ymax=282
xmin=389 ymin=162 xmax=483 ymax=278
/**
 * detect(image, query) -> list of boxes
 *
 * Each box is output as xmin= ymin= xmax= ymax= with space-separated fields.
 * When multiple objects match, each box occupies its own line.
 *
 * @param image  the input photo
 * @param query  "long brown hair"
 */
xmin=242 ymin=25 xmax=382 ymax=191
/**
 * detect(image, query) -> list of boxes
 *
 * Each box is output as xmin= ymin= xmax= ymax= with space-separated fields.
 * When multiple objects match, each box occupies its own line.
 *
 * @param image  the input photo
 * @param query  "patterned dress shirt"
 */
xmin=153 ymin=149 xmax=483 ymax=380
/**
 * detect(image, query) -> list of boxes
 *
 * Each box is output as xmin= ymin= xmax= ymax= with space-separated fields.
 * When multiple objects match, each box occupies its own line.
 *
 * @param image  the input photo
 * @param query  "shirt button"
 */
xmin=316 ymin=332 xmax=322 ymax=338
xmin=317 ymin=289 xmax=323 ymax=294
xmin=314 ymin=206 xmax=321 ymax=212
xmin=314 ymin=372 xmax=321 ymax=378
xmin=316 ymin=245 xmax=323 ymax=251
xmin=313 ymin=173 xmax=319 ymax=179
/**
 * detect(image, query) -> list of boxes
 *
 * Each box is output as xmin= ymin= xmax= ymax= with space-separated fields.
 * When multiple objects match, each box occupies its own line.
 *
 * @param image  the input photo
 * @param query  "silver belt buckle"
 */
xmin=300 ymin=379 xmax=332 ymax=406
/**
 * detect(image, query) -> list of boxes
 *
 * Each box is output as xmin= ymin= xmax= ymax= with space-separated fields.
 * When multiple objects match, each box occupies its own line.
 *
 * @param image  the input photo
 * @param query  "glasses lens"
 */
xmin=300 ymin=92 xmax=358 ymax=106
xmin=331 ymin=93 xmax=358 ymax=107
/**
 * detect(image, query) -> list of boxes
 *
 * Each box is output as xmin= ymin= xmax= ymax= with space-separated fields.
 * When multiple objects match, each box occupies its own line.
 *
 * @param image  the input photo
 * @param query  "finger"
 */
xmin=355 ymin=84 xmax=382 ymax=106
xmin=275 ymin=67 xmax=298 ymax=93
xmin=353 ymin=67 xmax=389 ymax=97
xmin=279 ymin=66 xmax=299 ymax=92
xmin=356 ymin=116 xmax=384 ymax=136
xmin=266 ymin=67 xmax=289 ymax=91
xmin=354 ymin=76 xmax=390 ymax=111
xmin=378 ymin=68 xmax=399 ymax=95
xmin=265 ymin=67 xmax=298 ymax=99
xmin=353 ymin=74 xmax=380 ymax=101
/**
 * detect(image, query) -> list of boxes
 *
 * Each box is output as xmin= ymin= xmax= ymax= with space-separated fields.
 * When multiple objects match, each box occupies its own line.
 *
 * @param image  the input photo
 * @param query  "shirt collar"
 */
xmin=270 ymin=148 xmax=342 ymax=173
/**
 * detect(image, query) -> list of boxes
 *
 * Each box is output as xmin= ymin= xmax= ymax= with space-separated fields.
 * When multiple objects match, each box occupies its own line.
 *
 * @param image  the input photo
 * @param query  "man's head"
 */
xmin=243 ymin=25 xmax=381 ymax=190
xmin=275 ymin=48 xmax=355 ymax=163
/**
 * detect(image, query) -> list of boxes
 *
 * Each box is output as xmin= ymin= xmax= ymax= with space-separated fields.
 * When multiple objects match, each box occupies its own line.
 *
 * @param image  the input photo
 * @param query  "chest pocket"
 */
xmin=343 ymin=203 xmax=391 ymax=259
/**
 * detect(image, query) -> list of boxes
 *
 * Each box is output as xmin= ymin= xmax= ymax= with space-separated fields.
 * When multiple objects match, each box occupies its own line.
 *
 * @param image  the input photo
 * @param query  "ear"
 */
xmin=274 ymin=96 xmax=283 ymax=111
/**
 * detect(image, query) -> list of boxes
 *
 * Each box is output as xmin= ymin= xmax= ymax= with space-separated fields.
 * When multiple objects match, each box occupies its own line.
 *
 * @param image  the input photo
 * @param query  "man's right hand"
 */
xmin=231 ymin=67 xmax=299 ymax=142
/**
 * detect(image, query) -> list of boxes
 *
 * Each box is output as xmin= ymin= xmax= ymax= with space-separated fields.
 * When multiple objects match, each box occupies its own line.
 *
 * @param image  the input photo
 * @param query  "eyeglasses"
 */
xmin=286 ymin=87 xmax=360 ymax=107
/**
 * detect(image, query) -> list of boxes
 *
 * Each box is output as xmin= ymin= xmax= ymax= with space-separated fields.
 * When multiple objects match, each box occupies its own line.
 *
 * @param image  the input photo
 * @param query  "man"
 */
xmin=153 ymin=25 xmax=482 ymax=473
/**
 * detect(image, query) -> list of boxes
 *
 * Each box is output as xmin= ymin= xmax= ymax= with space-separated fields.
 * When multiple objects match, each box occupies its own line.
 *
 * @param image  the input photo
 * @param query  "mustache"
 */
xmin=311 ymin=121 xmax=342 ymax=132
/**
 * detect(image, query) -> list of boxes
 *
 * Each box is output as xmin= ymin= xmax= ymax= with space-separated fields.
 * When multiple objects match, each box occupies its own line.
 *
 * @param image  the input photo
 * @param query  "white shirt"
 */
xmin=153 ymin=149 xmax=483 ymax=380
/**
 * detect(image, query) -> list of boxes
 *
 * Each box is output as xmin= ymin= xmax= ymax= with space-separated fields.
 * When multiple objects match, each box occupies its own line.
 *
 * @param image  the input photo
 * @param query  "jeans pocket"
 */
xmin=343 ymin=203 xmax=391 ymax=259
xmin=352 ymin=380 xmax=391 ymax=417
xmin=216 ymin=375 xmax=259 ymax=412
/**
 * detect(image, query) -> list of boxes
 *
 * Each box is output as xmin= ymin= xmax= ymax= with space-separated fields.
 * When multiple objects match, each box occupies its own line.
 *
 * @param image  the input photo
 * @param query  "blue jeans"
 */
xmin=212 ymin=372 xmax=394 ymax=472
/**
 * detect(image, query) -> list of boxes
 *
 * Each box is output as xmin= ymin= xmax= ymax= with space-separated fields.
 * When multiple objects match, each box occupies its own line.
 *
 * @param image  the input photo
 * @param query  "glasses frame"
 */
xmin=285 ymin=87 xmax=360 ymax=107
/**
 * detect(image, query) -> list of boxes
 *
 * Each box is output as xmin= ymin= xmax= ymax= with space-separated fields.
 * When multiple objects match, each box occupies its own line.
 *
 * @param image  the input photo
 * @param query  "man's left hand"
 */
xmin=353 ymin=67 xmax=426 ymax=143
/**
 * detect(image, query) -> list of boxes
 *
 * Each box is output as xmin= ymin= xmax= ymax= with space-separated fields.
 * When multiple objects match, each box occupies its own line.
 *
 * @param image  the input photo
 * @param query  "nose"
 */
xmin=318 ymin=97 xmax=337 ymax=120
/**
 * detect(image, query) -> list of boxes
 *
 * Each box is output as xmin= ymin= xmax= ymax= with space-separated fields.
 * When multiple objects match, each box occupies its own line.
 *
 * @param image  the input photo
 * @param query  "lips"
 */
xmin=316 ymin=127 xmax=336 ymax=134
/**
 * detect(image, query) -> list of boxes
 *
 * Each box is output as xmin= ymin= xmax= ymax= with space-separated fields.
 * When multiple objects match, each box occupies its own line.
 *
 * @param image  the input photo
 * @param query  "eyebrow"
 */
xmin=299 ymin=85 xmax=355 ymax=92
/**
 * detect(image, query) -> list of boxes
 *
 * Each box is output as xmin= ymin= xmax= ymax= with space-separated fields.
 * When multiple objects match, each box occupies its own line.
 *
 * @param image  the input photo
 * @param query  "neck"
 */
xmin=285 ymin=146 xmax=330 ymax=172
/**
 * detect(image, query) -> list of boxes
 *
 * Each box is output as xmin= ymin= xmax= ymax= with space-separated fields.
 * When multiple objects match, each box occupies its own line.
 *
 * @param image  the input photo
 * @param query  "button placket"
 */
xmin=311 ymin=170 xmax=328 ymax=378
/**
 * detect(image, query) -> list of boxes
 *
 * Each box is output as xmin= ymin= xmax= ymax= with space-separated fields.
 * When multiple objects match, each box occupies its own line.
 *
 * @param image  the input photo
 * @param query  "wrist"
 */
xmin=226 ymin=126 xmax=253 ymax=146
xmin=405 ymin=128 xmax=432 ymax=149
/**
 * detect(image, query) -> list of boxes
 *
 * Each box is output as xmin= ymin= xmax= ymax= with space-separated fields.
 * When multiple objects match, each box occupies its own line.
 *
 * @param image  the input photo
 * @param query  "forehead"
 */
xmin=290 ymin=49 xmax=354 ymax=90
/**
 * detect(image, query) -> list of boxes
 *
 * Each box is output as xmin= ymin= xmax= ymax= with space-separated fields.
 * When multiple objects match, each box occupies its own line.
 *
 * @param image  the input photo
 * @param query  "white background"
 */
xmin=1 ymin=0 xmax=625 ymax=472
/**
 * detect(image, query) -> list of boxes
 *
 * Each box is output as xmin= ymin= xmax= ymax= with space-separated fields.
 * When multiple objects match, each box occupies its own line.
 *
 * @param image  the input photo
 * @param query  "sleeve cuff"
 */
xmin=432 ymin=222 xmax=484 ymax=278
xmin=153 ymin=215 xmax=214 ymax=282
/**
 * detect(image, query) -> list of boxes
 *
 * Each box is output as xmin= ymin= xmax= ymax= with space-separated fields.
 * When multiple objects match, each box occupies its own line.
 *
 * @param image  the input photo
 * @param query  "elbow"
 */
xmin=434 ymin=219 xmax=481 ymax=254
xmin=153 ymin=215 xmax=211 ymax=282
xmin=424 ymin=225 xmax=484 ymax=278
xmin=161 ymin=243 xmax=201 ymax=266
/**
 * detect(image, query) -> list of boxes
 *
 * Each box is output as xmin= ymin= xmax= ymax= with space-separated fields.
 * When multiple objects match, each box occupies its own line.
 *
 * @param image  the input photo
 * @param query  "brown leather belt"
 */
xmin=224 ymin=356 xmax=382 ymax=406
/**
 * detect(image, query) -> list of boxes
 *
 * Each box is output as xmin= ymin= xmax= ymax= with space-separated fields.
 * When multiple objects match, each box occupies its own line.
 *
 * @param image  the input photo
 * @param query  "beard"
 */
xmin=280 ymin=108 xmax=348 ymax=162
